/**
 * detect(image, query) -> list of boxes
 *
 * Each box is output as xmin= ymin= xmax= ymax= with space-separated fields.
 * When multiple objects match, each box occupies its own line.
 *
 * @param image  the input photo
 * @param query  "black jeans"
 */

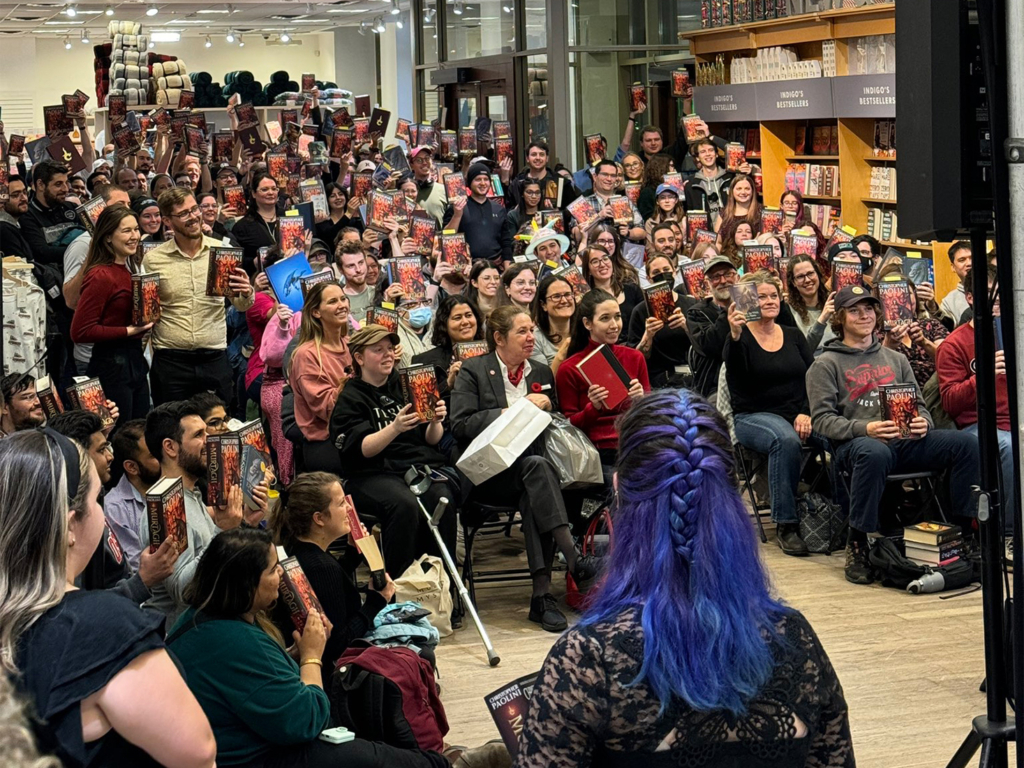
xmin=257 ymin=738 xmax=448 ymax=768
xmin=150 ymin=348 xmax=234 ymax=408
xmin=87 ymin=341 xmax=150 ymax=431
xmin=345 ymin=472 xmax=458 ymax=579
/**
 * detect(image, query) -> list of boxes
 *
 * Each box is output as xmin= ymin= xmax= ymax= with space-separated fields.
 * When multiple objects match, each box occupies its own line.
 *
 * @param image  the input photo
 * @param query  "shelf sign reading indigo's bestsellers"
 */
xmin=831 ymin=74 xmax=896 ymax=118
xmin=755 ymin=78 xmax=834 ymax=120
xmin=692 ymin=84 xmax=758 ymax=123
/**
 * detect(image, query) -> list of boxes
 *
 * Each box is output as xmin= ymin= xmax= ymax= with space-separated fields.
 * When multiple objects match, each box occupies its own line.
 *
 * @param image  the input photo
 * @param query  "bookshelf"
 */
xmin=685 ymin=4 xmax=959 ymax=300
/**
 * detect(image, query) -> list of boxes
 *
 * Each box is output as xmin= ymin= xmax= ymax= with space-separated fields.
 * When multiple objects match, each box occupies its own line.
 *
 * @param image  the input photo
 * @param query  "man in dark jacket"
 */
xmin=506 ymin=141 xmax=579 ymax=211
xmin=20 ymin=160 xmax=84 ymax=269
xmin=684 ymin=139 xmax=736 ymax=228
xmin=443 ymin=162 xmax=513 ymax=265
xmin=0 ymin=175 xmax=33 ymax=261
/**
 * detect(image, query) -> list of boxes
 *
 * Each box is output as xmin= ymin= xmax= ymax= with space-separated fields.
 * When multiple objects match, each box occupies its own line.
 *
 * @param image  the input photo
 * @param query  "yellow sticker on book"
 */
xmin=442 ymin=229 xmax=456 ymax=235
xmin=841 ymin=224 xmax=857 ymax=236
xmin=382 ymin=302 xmax=395 ymax=310
xmin=285 ymin=209 xmax=298 ymax=216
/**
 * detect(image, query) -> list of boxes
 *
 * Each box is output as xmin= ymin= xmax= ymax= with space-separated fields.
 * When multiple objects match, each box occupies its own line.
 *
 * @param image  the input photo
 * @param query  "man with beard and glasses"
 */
xmin=0 ymin=373 xmax=46 ymax=434
xmin=143 ymin=187 xmax=255 ymax=407
xmin=0 ymin=175 xmax=33 ymax=261
xmin=105 ymin=418 xmax=168 ymax=570
xmin=138 ymin=401 xmax=261 ymax=623
xmin=20 ymin=160 xmax=83 ymax=268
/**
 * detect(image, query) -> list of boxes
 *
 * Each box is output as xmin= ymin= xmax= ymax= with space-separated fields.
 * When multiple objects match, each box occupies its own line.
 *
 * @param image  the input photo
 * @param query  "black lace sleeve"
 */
xmin=514 ymin=626 xmax=609 ymax=768
xmin=796 ymin=617 xmax=855 ymax=768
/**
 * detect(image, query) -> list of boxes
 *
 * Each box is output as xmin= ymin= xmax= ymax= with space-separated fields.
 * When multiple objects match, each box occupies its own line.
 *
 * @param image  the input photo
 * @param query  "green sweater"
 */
xmin=167 ymin=608 xmax=331 ymax=766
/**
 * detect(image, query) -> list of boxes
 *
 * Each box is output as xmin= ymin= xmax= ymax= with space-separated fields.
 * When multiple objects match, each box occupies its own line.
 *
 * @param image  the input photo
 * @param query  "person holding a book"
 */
xmin=105 ymin=417 xmax=163 ymax=571
xmin=230 ymin=173 xmax=285 ymax=276
xmin=290 ymin=282 xmax=353 ymax=476
xmin=451 ymin=305 xmax=599 ymax=632
xmin=468 ymin=260 xmax=502 ymax=318
xmin=271 ymin=472 xmax=395 ymax=683
xmin=644 ymin=184 xmax=686 ymax=243
xmin=723 ymin=271 xmax=819 ymax=556
xmin=786 ymin=255 xmax=836 ymax=355
xmin=635 ymin=154 xmax=674 ymax=221
xmin=63 ymin=182 xmax=132 ymax=312
xmin=806 ymin=285 xmax=980 ymax=585
xmin=556 ymin=289 xmax=649 ymax=470
xmin=515 ymin=390 xmax=854 ymax=768
xmin=627 ymin=256 xmax=695 ymax=388
xmin=329 ymin=325 xmax=458 ymax=580
xmin=413 ymin=295 xmax=485 ymax=407
xmin=21 ymin=161 xmax=84 ymax=269
xmin=143 ymin=187 xmax=255 ymax=408
xmin=530 ymin=275 xmax=577 ymax=368
xmin=0 ymin=429 xmax=218 ymax=768
xmin=409 ymin=146 xmax=448 ymax=225
xmin=0 ymin=373 xmax=47 ymax=434
xmin=498 ymin=262 xmax=538 ymax=310
xmin=442 ymin=163 xmax=513 ymax=267
xmin=507 ymin=140 xmax=579 ymax=212
xmin=936 ymin=265 xmax=1014 ymax=557
xmin=873 ymin=269 xmax=949 ymax=390
xmin=717 ymin=218 xmax=755 ymax=271
xmin=579 ymin=244 xmax=644 ymax=329
xmin=70 ymin=206 xmax=153 ymax=426
xmin=578 ymin=159 xmax=645 ymax=243
xmin=315 ymin=182 xmax=364 ymax=247
xmin=166 ymin=526 xmax=453 ymax=768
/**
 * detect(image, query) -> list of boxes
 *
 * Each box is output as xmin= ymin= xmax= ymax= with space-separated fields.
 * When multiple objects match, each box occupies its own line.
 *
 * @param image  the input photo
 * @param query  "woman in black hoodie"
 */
xmin=329 ymin=324 xmax=458 ymax=578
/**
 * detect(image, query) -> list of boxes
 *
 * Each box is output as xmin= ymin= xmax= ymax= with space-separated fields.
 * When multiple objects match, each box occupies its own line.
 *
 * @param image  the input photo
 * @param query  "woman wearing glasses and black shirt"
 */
xmin=231 ymin=173 xmax=286 ymax=275
xmin=627 ymin=255 xmax=696 ymax=388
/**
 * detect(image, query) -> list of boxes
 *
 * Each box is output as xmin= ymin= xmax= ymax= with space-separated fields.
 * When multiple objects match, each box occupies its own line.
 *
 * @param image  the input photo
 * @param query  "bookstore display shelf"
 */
xmin=862 ymin=197 xmax=897 ymax=204
xmin=880 ymin=240 xmax=933 ymax=251
xmin=787 ymin=155 xmax=839 ymax=161
xmin=746 ymin=153 xmax=762 ymax=159
xmin=864 ymin=154 xmax=897 ymax=162
xmin=802 ymin=194 xmax=841 ymax=202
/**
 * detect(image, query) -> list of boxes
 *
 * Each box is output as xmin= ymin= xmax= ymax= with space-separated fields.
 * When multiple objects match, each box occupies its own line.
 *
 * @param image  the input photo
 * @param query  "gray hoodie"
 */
xmin=805 ymin=337 xmax=932 ymax=443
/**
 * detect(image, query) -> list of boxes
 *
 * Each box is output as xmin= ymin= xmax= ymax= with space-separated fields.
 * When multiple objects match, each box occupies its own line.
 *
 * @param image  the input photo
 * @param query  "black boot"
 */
xmin=776 ymin=523 xmax=809 ymax=556
xmin=844 ymin=539 xmax=874 ymax=584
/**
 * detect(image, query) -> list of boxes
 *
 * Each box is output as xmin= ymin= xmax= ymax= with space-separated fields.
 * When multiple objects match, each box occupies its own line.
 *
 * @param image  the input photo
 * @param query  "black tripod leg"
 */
xmin=946 ymin=730 xmax=983 ymax=768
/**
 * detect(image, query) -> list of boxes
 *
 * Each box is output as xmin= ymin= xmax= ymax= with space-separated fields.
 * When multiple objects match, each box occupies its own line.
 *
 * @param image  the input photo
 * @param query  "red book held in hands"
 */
xmin=207 ymin=247 xmax=243 ymax=297
xmin=399 ymin=364 xmax=440 ymax=421
xmin=278 ymin=557 xmax=324 ymax=633
xmin=146 ymin=476 xmax=188 ymax=555
xmin=576 ymin=344 xmax=631 ymax=410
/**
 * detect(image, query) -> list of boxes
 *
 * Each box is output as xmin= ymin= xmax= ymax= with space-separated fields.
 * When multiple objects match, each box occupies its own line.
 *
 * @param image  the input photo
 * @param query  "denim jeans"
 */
xmin=963 ymin=424 xmax=1015 ymax=533
xmin=733 ymin=411 xmax=824 ymax=525
xmin=835 ymin=429 xmax=980 ymax=533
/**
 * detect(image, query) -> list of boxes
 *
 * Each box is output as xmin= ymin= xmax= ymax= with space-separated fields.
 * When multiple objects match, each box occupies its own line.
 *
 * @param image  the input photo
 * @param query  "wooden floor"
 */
xmin=434 ymin=521 xmax=1013 ymax=767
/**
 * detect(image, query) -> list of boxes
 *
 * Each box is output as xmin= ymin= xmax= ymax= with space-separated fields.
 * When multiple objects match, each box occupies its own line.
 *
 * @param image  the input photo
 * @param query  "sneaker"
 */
xmin=572 ymin=554 xmax=601 ymax=586
xmin=1005 ymin=536 xmax=1015 ymax=572
xmin=844 ymin=540 xmax=874 ymax=585
xmin=528 ymin=593 xmax=568 ymax=632
xmin=776 ymin=523 xmax=809 ymax=557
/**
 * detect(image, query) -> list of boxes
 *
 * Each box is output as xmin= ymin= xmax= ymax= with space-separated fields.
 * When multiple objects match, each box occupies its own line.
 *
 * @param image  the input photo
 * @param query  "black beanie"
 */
xmin=465 ymin=163 xmax=491 ymax=185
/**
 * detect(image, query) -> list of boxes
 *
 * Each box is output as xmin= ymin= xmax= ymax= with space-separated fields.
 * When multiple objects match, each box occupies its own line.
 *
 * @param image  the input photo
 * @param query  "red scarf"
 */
xmin=507 ymin=363 xmax=525 ymax=387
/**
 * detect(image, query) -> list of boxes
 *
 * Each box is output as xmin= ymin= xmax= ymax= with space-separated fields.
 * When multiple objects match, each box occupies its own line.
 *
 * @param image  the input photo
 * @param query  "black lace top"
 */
xmin=514 ymin=608 xmax=854 ymax=768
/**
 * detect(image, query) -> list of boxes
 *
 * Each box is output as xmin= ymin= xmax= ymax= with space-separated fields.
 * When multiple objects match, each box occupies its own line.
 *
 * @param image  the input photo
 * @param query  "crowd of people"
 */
xmin=0 ymin=92 xmax=1004 ymax=768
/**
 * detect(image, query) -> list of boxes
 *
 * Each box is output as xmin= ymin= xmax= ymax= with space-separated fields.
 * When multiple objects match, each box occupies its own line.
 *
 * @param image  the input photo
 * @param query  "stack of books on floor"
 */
xmin=903 ymin=522 xmax=964 ymax=567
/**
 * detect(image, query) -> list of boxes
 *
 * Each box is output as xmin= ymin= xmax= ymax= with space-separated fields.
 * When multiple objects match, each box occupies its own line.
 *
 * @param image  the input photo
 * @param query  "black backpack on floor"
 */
xmin=867 ymin=537 xmax=975 ymax=591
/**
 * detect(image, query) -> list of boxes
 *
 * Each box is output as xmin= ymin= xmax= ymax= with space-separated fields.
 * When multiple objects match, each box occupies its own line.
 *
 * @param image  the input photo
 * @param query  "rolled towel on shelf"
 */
xmin=125 ymin=64 xmax=140 ymax=80
xmin=152 ymin=62 xmax=164 ymax=78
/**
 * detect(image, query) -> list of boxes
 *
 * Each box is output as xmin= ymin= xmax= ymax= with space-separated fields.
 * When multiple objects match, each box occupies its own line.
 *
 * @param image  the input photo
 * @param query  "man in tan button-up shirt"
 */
xmin=143 ymin=187 xmax=255 ymax=407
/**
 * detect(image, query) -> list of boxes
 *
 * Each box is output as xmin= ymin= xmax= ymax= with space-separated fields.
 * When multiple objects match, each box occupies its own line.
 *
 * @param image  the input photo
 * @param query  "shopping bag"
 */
xmin=394 ymin=555 xmax=453 ymax=637
xmin=456 ymin=397 xmax=552 ymax=485
xmin=543 ymin=413 xmax=604 ymax=489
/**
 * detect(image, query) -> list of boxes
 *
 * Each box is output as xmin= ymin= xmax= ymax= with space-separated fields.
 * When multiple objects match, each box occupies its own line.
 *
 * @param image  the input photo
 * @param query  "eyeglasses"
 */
xmin=595 ymin=171 xmax=618 ymax=178
xmin=793 ymin=272 xmax=817 ymax=283
xmin=589 ymin=256 xmax=612 ymax=267
xmin=595 ymin=237 xmax=615 ymax=246
xmin=546 ymin=292 xmax=573 ymax=304
xmin=170 ymin=205 xmax=201 ymax=220
xmin=707 ymin=271 xmax=735 ymax=284
xmin=100 ymin=443 xmax=114 ymax=455
xmin=623 ymin=162 xmax=643 ymax=170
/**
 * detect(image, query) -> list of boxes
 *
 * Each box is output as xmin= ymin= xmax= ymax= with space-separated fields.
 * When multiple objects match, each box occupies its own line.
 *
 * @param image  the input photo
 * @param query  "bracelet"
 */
xmin=301 ymin=658 xmax=323 ymax=667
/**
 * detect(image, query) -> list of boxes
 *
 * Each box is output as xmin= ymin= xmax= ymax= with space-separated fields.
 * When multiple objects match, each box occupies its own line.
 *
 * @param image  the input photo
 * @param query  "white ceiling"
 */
xmin=0 ymin=0 xmax=404 ymax=39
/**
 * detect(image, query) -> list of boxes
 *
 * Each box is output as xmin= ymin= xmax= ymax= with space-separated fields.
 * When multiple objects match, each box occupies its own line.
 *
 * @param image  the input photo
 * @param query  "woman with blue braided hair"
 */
xmin=515 ymin=390 xmax=854 ymax=768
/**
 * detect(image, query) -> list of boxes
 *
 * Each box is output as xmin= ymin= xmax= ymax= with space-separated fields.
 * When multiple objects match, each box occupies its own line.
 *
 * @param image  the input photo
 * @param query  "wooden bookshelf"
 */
xmin=786 ymin=155 xmax=839 ymax=161
xmin=861 ymin=197 xmax=897 ymax=204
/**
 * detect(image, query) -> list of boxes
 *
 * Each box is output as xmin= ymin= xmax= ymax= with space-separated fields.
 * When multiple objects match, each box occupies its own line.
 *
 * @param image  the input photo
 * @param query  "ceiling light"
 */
xmin=104 ymin=4 xmax=113 ymax=15
xmin=64 ymin=36 xmax=72 ymax=48
xmin=502 ymin=3 xmax=511 ymax=11
xmin=145 ymin=4 xmax=158 ymax=15
xmin=205 ymin=35 xmax=211 ymax=47
xmin=280 ymin=32 xmax=290 ymax=41
xmin=390 ymin=0 xmax=400 ymax=15
xmin=238 ymin=34 xmax=244 ymax=46
xmin=65 ymin=4 xmax=76 ymax=16
xmin=225 ymin=29 xmax=234 ymax=41
xmin=424 ymin=6 xmax=435 ymax=21
xmin=80 ymin=28 xmax=89 ymax=42
xmin=151 ymin=30 xmax=179 ymax=41
xmin=358 ymin=20 xmax=367 ymax=34
xmin=453 ymin=1 xmax=463 ymax=15
xmin=374 ymin=15 xmax=385 ymax=32
xmin=148 ymin=40 xmax=154 ymax=47
xmin=395 ymin=15 xmax=403 ymax=28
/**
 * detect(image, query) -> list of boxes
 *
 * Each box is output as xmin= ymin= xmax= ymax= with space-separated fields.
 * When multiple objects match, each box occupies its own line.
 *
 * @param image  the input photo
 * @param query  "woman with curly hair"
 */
xmin=718 ymin=218 xmax=756 ymax=270
xmin=412 ymin=294 xmax=485 ymax=404
xmin=786 ymin=254 xmax=835 ymax=355
xmin=515 ymin=390 xmax=854 ymax=767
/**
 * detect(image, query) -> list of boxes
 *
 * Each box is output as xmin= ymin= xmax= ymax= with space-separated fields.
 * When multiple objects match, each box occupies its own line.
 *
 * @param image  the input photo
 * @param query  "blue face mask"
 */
xmin=408 ymin=307 xmax=433 ymax=329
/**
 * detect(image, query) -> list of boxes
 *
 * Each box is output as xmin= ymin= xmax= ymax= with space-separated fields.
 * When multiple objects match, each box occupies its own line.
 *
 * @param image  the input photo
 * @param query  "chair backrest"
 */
xmin=715 ymin=364 xmax=738 ymax=444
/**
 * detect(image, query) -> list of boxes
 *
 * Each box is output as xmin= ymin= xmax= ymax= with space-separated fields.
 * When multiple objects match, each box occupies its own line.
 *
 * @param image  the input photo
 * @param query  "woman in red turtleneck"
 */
xmin=556 ymin=289 xmax=649 ymax=465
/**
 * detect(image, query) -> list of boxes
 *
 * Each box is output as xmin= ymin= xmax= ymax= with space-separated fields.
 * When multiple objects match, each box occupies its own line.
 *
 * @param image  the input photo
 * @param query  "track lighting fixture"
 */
xmin=104 ymin=4 xmax=113 ymax=15
xmin=64 ymin=36 xmax=72 ymax=49
xmin=226 ymin=30 xmax=235 ymax=42
xmin=205 ymin=35 xmax=212 ymax=47
xmin=453 ymin=1 xmax=463 ymax=15
xmin=145 ymin=4 xmax=158 ymax=15
xmin=65 ymin=4 xmax=77 ymax=17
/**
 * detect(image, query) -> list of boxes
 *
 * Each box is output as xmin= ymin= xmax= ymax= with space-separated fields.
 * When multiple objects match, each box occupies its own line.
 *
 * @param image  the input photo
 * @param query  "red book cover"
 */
xmin=831 ymin=261 xmax=863 ymax=291
xmin=76 ymin=195 xmax=107 ymax=233
xmin=299 ymin=270 xmax=336 ymax=298
xmin=177 ymin=89 xmax=195 ymax=110
xmin=395 ymin=118 xmax=412 ymax=143
xmin=440 ymin=232 xmax=471 ymax=271
xmin=686 ymin=211 xmax=709 ymax=241
xmin=108 ymin=94 xmax=127 ymax=125
xmin=353 ymin=117 xmax=370 ymax=143
xmin=458 ymin=127 xmax=477 ymax=156
xmin=351 ymin=171 xmax=373 ymax=200
xmin=485 ymin=673 xmax=540 ymax=758
xmin=567 ymin=196 xmax=599 ymax=231
xmin=790 ymin=232 xmax=819 ymax=259
xmin=760 ymin=207 xmax=783 ymax=234
xmin=680 ymin=259 xmax=709 ymax=299
xmin=794 ymin=125 xmax=807 ymax=155
xmin=285 ymin=173 xmax=301 ymax=200
xmin=877 ymin=278 xmax=915 ymax=330
xmin=206 ymin=431 xmax=241 ymax=507
xmin=584 ymin=133 xmax=605 ymax=164
xmin=628 ymin=83 xmax=648 ymax=113
xmin=608 ymin=196 xmax=633 ymax=226
xmin=662 ymin=172 xmax=686 ymax=194
xmin=454 ymin=341 xmax=489 ymax=361
xmin=234 ymin=102 xmax=258 ymax=129
xmin=213 ymin=132 xmax=234 ymax=162
xmin=43 ymin=105 xmax=71 ymax=137
xmin=206 ymin=247 xmax=243 ymax=297
xmin=365 ymin=307 xmax=400 ymax=333
xmin=302 ymin=73 xmax=316 ymax=93
xmin=443 ymin=173 xmax=467 ymax=202
xmin=278 ymin=557 xmax=324 ymax=633
xmin=682 ymin=114 xmax=707 ymax=143
xmin=492 ymin=120 xmax=512 ymax=139
xmin=879 ymin=384 xmax=918 ymax=438
xmin=399 ymin=364 xmax=439 ymax=421
xmin=553 ymin=264 xmax=588 ymax=298
xmin=330 ymin=127 xmax=353 ymax=160
xmin=146 ymin=476 xmax=188 ymax=555
xmin=671 ymin=70 xmax=690 ymax=98
xmin=184 ymin=126 xmax=207 ymax=158
xmin=726 ymin=142 xmax=746 ymax=172
xmin=366 ymin=189 xmax=398 ymax=233
xmin=694 ymin=228 xmax=717 ymax=247
xmin=495 ymin=137 xmax=514 ymax=165
xmin=330 ymin=107 xmax=353 ymax=129
xmin=576 ymin=344 xmax=631 ymax=410
xmin=644 ymin=284 xmax=675 ymax=323
xmin=743 ymin=244 xmax=775 ymax=275
xmin=112 ymin=123 xmax=142 ymax=158
xmin=68 ymin=377 xmax=114 ymax=427
xmin=440 ymin=130 xmax=458 ymax=159
xmin=8 ymin=135 xmax=25 ymax=155
xmin=61 ymin=93 xmax=83 ymax=116
xmin=409 ymin=213 xmax=437 ymax=256
xmin=624 ymin=181 xmax=642 ymax=206
xmin=278 ymin=216 xmax=306 ymax=253
xmin=36 ymin=375 xmax=64 ymax=420
xmin=539 ymin=209 xmax=564 ymax=234
xmin=131 ymin=272 xmax=161 ymax=325
xmin=390 ymin=257 xmax=427 ymax=301
xmin=223 ymin=185 xmax=246 ymax=213
xmin=267 ymin=152 xmax=289 ymax=185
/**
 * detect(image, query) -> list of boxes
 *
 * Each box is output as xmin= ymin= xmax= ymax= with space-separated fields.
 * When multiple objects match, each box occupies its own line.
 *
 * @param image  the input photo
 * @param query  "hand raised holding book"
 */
xmin=432 ymin=399 xmax=447 ymax=423
xmin=103 ymin=401 xmax=119 ymax=435
xmin=228 ymin=268 xmax=253 ymax=298
xmin=391 ymin=403 xmax=422 ymax=434
xmin=727 ymin=303 xmax=747 ymax=340
xmin=627 ymin=378 xmax=644 ymax=402
xmin=666 ymin=307 xmax=687 ymax=330
xmin=866 ymin=420 xmax=900 ymax=441
xmin=245 ymin=481 xmax=269 ymax=527
xmin=126 ymin=321 xmax=155 ymax=337
xmin=211 ymin=484 xmax=244 ymax=530
xmin=294 ymin=609 xmax=327 ymax=661
xmin=138 ymin=536 xmax=181 ymax=588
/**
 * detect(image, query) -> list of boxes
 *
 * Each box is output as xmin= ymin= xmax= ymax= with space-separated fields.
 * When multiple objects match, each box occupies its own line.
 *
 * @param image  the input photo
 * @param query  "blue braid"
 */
xmin=668 ymin=412 xmax=703 ymax=563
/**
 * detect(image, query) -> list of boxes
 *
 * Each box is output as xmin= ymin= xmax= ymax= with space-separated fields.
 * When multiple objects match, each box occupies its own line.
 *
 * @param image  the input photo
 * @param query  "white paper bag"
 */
xmin=456 ymin=397 xmax=552 ymax=485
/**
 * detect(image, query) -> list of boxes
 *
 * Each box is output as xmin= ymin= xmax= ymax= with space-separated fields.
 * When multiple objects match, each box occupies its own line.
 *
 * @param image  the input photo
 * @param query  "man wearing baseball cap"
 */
xmin=806 ymin=284 xmax=980 ymax=585
xmin=443 ymin=162 xmax=512 ymax=266
xmin=408 ymin=145 xmax=447 ymax=224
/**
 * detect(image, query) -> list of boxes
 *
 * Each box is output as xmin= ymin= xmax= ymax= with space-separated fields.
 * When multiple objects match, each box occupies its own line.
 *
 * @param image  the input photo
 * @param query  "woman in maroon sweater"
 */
xmin=70 ymin=206 xmax=154 ymax=428
xmin=556 ymin=290 xmax=649 ymax=466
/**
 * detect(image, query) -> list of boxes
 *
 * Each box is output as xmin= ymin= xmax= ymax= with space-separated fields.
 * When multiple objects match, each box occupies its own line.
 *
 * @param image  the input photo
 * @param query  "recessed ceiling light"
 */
xmin=196 ymin=9 xmax=230 ymax=13
xmin=146 ymin=4 xmax=158 ymax=15
xmin=280 ymin=32 xmax=290 ymax=41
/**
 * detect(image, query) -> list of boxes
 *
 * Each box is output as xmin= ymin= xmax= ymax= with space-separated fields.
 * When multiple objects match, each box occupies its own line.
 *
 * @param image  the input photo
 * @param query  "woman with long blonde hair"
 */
xmin=289 ymin=280 xmax=352 ymax=474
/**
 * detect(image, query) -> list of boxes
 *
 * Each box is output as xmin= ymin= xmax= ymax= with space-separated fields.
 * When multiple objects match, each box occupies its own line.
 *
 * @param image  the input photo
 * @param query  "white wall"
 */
xmin=0 ymin=32 xmax=352 ymax=135
xmin=378 ymin=14 xmax=414 ymax=131
xmin=333 ymin=27 xmax=377 ymax=105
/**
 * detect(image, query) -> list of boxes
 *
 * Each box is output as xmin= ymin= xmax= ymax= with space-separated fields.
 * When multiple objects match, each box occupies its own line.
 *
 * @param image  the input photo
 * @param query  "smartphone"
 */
xmin=319 ymin=727 xmax=355 ymax=744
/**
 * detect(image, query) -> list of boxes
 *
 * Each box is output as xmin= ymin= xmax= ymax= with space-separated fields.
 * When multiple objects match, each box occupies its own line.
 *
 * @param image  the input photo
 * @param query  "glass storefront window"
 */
xmin=655 ymin=0 xmax=702 ymax=45
xmin=570 ymin=0 xmax=645 ymax=47
xmin=523 ymin=0 xmax=546 ymax=50
xmin=526 ymin=54 xmax=549 ymax=145
xmin=446 ymin=0 xmax=516 ymax=59
xmin=569 ymin=51 xmax=630 ymax=167
xmin=418 ymin=70 xmax=440 ymax=124
xmin=421 ymin=0 xmax=439 ymax=65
